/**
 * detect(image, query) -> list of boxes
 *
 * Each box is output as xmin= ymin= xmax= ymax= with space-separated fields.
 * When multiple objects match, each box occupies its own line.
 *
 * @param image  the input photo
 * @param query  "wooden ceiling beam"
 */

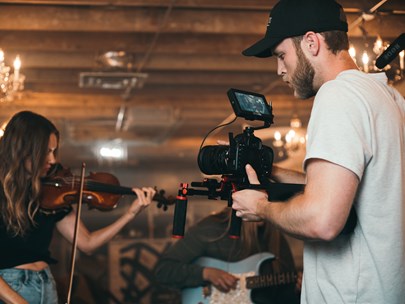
xmin=1 ymin=0 xmax=404 ymax=12
xmin=0 ymin=5 xmax=269 ymax=33
xmin=0 ymin=91 xmax=309 ymax=109
xmin=0 ymin=4 xmax=403 ymax=38
xmin=2 ymin=51 xmax=277 ymax=71
xmin=0 ymin=0 xmax=276 ymax=9
xmin=23 ymin=69 xmax=279 ymax=86
xmin=0 ymin=31 xmax=264 ymax=56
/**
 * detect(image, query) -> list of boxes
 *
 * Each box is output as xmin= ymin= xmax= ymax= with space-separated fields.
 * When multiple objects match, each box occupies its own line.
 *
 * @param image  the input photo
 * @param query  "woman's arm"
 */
xmin=56 ymin=187 xmax=155 ymax=255
xmin=0 ymin=277 xmax=28 ymax=304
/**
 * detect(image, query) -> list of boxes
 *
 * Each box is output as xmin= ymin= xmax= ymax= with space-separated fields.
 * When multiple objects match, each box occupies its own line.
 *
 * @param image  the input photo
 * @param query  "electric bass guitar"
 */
xmin=181 ymin=252 xmax=298 ymax=304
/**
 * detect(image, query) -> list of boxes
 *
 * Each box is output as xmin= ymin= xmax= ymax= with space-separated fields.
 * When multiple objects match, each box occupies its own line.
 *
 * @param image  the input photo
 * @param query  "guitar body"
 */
xmin=182 ymin=253 xmax=274 ymax=304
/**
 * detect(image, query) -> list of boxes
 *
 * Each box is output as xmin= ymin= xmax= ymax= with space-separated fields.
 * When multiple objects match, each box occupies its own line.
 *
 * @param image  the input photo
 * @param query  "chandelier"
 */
xmin=0 ymin=49 xmax=25 ymax=102
xmin=271 ymin=117 xmax=307 ymax=161
xmin=252 ymin=117 xmax=307 ymax=163
xmin=349 ymin=35 xmax=404 ymax=83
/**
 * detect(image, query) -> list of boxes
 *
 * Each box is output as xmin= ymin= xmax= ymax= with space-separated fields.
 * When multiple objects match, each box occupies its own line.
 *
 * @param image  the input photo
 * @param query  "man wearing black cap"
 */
xmin=232 ymin=0 xmax=405 ymax=303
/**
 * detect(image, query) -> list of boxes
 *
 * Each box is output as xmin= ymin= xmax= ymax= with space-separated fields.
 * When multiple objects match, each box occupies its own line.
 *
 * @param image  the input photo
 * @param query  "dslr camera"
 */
xmin=198 ymin=88 xmax=274 ymax=182
xmin=172 ymin=89 xmax=307 ymax=239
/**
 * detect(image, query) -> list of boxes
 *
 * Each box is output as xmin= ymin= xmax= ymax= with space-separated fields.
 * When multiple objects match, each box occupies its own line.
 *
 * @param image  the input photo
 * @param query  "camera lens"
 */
xmin=197 ymin=145 xmax=230 ymax=175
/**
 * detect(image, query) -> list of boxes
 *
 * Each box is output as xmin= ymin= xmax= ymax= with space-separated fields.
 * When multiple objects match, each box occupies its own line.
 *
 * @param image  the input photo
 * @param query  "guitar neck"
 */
xmin=246 ymin=272 xmax=297 ymax=289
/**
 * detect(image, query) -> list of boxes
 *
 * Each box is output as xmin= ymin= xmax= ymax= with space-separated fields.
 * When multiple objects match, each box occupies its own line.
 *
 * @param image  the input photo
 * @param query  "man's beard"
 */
xmin=291 ymin=46 xmax=316 ymax=99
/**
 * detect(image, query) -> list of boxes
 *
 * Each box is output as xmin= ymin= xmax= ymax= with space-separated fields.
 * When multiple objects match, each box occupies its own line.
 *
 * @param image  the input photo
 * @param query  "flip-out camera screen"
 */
xmin=227 ymin=88 xmax=273 ymax=122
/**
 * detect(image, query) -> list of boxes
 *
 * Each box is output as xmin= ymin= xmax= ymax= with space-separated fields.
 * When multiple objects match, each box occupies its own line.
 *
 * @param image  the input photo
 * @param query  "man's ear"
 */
xmin=302 ymin=31 xmax=320 ymax=56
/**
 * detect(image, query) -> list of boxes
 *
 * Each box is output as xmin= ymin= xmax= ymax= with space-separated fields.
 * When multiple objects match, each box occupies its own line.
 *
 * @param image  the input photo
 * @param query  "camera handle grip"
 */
xmin=228 ymin=191 xmax=242 ymax=239
xmin=229 ymin=208 xmax=242 ymax=239
xmin=227 ymin=176 xmax=272 ymax=239
xmin=172 ymin=185 xmax=189 ymax=238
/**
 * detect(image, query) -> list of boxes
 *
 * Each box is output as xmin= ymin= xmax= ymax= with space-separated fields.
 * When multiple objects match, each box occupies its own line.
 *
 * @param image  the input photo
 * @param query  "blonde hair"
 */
xmin=209 ymin=207 xmax=282 ymax=260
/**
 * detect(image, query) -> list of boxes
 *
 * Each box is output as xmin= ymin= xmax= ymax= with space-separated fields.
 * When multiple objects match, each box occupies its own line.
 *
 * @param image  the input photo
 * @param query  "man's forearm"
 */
xmin=271 ymin=165 xmax=306 ymax=184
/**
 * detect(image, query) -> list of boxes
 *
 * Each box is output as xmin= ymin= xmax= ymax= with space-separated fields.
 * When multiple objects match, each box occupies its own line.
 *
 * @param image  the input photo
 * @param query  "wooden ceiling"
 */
xmin=0 ymin=0 xmax=404 ymax=171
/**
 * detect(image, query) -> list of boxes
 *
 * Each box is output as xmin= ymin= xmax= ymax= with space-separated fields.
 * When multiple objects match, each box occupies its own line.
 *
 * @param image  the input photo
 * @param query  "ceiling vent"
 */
xmin=79 ymin=51 xmax=148 ymax=99
xmin=79 ymin=72 xmax=148 ymax=90
xmin=79 ymin=71 xmax=148 ymax=100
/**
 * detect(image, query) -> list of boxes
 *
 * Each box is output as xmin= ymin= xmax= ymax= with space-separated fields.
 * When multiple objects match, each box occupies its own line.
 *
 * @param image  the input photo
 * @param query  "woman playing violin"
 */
xmin=0 ymin=111 xmax=156 ymax=304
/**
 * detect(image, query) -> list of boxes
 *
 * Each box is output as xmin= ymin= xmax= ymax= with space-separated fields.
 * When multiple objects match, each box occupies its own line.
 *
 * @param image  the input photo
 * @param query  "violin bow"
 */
xmin=65 ymin=162 xmax=86 ymax=304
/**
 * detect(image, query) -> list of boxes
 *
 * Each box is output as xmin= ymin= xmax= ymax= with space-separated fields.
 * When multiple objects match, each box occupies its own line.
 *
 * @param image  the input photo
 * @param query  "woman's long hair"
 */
xmin=210 ymin=207 xmax=281 ymax=259
xmin=0 ymin=111 xmax=59 ymax=236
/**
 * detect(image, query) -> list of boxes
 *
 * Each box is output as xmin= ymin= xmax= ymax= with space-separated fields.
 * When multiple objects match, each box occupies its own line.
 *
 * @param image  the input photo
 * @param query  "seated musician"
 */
xmin=155 ymin=207 xmax=302 ymax=304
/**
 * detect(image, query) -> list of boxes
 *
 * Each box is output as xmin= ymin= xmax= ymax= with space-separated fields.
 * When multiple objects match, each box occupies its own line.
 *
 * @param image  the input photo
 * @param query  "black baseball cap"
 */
xmin=243 ymin=0 xmax=348 ymax=58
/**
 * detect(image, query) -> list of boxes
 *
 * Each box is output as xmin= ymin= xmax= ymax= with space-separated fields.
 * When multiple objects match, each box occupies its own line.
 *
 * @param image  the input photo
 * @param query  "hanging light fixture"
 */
xmin=258 ymin=116 xmax=307 ymax=162
xmin=349 ymin=35 xmax=404 ymax=83
xmin=283 ymin=117 xmax=306 ymax=154
xmin=0 ymin=49 xmax=25 ymax=102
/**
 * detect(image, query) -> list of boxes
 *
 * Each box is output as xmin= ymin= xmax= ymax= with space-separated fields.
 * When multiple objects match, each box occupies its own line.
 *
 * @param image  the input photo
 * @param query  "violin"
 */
xmin=40 ymin=164 xmax=174 ymax=211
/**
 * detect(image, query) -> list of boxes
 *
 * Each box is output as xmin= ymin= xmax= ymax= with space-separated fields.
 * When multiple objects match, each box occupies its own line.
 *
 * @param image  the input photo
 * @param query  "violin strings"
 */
xmin=49 ymin=177 xmax=134 ymax=195
xmin=85 ymin=180 xmax=134 ymax=195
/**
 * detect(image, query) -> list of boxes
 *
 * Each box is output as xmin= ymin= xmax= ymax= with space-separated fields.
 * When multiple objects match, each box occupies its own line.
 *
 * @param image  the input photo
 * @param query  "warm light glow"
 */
xmin=99 ymin=147 xmax=124 ymax=158
xmin=271 ymin=122 xmax=307 ymax=157
xmin=290 ymin=117 xmax=302 ymax=128
xmin=274 ymin=131 xmax=281 ymax=141
xmin=373 ymin=36 xmax=383 ymax=55
xmin=13 ymin=55 xmax=21 ymax=82
xmin=362 ymin=51 xmax=369 ymax=73
xmin=272 ymin=131 xmax=283 ymax=148
xmin=285 ymin=130 xmax=296 ymax=143
xmin=0 ymin=50 xmax=25 ymax=102
xmin=349 ymin=45 xmax=356 ymax=59
xmin=362 ymin=51 xmax=369 ymax=65
xmin=0 ymin=122 xmax=7 ymax=138
xmin=375 ymin=37 xmax=383 ymax=49
xmin=400 ymin=50 xmax=404 ymax=71
xmin=13 ymin=55 xmax=21 ymax=71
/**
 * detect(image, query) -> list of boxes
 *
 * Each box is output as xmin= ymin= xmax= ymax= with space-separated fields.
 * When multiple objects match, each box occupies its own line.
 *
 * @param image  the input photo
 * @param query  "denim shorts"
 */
xmin=0 ymin=267 xmax=58 ymax=304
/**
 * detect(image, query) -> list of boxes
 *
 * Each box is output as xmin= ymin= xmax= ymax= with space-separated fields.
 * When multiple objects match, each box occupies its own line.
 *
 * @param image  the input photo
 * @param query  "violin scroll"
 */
xmin=153 ymin=188 xmax=176 ymax=211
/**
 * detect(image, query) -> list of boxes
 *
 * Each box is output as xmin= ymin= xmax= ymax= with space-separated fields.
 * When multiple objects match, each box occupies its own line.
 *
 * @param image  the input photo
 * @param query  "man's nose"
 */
xmin=277 ymin=60 xmax=285 ymax=76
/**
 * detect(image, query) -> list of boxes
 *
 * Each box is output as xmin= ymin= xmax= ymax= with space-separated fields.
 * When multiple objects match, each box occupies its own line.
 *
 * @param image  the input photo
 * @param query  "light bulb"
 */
xmin=362 ymin=51 xmax=369 ymax=73
xmin=349 ymin=45 xmax=356 ymax=59
xmin=13 ymin=55 xmax=21 ymax=82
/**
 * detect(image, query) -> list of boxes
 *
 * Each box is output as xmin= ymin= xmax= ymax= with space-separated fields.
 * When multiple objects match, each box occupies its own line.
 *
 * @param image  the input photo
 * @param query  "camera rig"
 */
xmin=172 ymin=88 xmax=305 ymax=239
xmin=172 ymin=176 xmax=305 ymax=239
xmin=172 ymin=88 xmax=357 ymax=239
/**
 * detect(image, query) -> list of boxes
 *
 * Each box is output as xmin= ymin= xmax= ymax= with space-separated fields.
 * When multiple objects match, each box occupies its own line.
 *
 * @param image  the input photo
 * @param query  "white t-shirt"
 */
xmin=302 ymin=70 xmax=405 ymax=304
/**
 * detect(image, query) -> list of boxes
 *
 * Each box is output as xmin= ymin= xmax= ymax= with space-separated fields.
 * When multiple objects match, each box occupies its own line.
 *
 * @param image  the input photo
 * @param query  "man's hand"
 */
xmin=202 ymin=267 xmax=239 ymax=292
xmin=232 ymin=164 xmax=268 ymax=221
